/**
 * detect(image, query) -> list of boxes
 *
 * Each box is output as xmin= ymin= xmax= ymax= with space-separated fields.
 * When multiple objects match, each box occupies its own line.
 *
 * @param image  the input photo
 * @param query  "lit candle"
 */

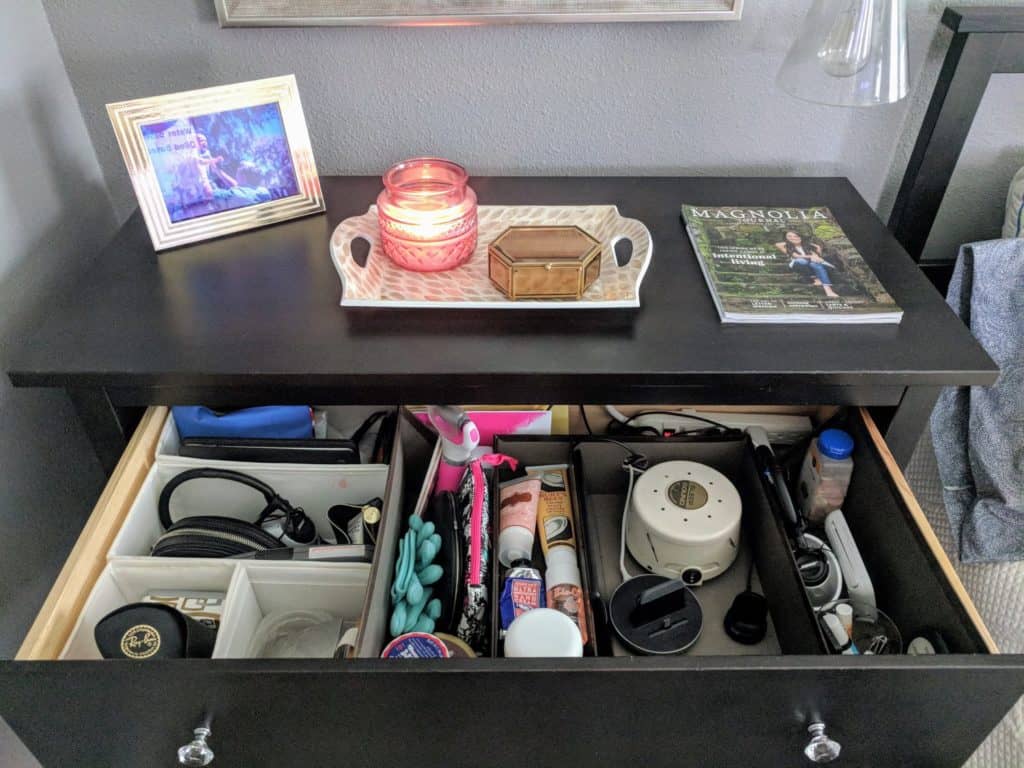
xmin=377 ymin=158 xmax=478 ymax=272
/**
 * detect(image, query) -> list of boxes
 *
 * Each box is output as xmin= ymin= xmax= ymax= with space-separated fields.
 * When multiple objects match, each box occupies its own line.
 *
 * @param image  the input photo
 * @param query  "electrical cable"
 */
xmin=616 ymin=410 xmax=737 ymax=433
xmin=619 ymin=463 xmax=645 ymax=583
xmin=579 ymin=405 xmax=594 ymax=435
xmin=572 ymin=436 xmax=649 ymax=583
xmin=605 ymin=405 xmax=630 ymax=423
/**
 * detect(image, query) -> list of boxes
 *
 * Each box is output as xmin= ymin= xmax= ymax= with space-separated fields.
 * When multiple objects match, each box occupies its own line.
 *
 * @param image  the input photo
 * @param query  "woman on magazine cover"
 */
xmin=776 ymin=230 xmax=839 ymax=298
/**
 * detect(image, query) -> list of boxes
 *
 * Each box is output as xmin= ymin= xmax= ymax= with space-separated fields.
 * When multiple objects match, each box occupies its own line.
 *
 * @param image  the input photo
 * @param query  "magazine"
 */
xmin=681 ymin=205 xmax=902 ymax=324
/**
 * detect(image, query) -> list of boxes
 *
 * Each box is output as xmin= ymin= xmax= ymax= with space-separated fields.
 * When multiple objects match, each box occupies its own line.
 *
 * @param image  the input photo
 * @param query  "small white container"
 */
xmin=504 ymin=608 xmax=583 ymax=658
xmin=798 ymin=429 xmax=855 ymax=524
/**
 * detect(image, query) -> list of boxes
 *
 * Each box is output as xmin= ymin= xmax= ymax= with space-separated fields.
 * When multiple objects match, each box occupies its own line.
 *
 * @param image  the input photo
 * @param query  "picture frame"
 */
xmin=107 ymin=75 xmax=324 ymax=251
xmin=214 ymin=0 xmax=743 ymax=26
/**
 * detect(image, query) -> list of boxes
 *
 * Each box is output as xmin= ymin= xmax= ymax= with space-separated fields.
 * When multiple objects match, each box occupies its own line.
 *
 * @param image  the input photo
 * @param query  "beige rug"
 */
xmin=907 ymin=432 xmax=1024 ymax=767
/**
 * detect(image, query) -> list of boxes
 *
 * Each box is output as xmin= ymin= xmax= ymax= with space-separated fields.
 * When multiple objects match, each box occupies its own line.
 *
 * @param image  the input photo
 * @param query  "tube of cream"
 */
xmin=545 ymin=547 xmax=589 ymax=646
xmin=497 ymin=476 xmax=541 ymax=567
xmin=499 ymin=560 xmax=546 ymax=635
xmin=527 ymin=465 xmax=576 ymax=556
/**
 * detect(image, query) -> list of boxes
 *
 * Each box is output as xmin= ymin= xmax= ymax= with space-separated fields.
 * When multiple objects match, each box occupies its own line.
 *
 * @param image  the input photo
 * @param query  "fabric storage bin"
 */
xmin=22 ymin=407 xmax=440 ymax=664
xmin=214 ymin=562 xmax=371 ymax=659
xmin=60 ymin=559 xmax=370 ymax=661
xmin=156 ymin=405 xmax=397 ymax=465
xmin=109 ymin=458 xmax=391 ymax=559
xmin=493 ymin=434 xmax=824 ymax=656
xmin=60 ymin=559 xmax=237 ymax=660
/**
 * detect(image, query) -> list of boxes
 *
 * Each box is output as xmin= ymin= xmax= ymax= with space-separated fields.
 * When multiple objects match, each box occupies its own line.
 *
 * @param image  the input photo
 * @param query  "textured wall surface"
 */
xmin=39 ymin=0 xmax=1022 ymax=240
xmin=0 ymin=0 xmax=113 ymax=658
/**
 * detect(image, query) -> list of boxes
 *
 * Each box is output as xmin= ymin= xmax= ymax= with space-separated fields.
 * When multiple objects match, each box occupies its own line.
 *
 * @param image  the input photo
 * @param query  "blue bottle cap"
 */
xmin=818 ymin=429 xmax=854 ymax=460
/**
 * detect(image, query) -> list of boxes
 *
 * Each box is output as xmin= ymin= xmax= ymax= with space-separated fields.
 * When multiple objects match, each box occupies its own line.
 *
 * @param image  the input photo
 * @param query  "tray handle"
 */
xmin=349 ymin=235 xmax=374 ymax=269
xmin=608 ymin=234 xmax=634 ymax=268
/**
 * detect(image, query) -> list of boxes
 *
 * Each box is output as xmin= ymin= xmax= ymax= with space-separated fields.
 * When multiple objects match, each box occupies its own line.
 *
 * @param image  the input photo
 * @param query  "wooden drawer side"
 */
xmin=16 ymin=407 xmax=167 ymax=661
xmin=859 ymin=407 xmax=997 ymax=653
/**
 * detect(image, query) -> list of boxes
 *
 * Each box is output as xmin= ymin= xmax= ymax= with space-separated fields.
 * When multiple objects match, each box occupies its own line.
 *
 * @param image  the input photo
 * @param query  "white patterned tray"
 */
xmin=330 ymin=205 xmax=652 ymax=308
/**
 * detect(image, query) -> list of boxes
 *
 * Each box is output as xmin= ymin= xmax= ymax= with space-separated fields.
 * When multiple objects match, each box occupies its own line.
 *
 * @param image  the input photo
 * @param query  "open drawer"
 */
xmin=2 ymin=407 xmax=1022 ymax=768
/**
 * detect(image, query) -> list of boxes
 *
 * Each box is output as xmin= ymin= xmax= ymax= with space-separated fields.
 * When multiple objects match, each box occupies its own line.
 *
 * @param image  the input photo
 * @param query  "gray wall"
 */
xmin=41 ymin=0 xmax=1023 ymax=240
xmin=0 ymin=0 xmax=114 ymax=657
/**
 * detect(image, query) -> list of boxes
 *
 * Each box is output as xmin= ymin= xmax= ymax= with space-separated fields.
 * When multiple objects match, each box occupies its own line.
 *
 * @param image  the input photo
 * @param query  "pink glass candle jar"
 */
xmin=377 ymin=158 xmax=478 ymax=272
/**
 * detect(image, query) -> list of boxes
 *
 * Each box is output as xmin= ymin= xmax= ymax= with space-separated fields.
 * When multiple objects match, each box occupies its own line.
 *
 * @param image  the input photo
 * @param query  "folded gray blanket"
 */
xmin=931 ymin=238 xmax=1024 ymax=563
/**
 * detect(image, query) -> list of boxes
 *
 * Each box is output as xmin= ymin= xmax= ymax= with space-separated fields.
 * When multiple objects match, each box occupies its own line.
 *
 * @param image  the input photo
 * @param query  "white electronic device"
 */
xmin=824 ymin=509 xmax=877 ymax=620
xmin=625 ymin=460 xmax=742 ymax=584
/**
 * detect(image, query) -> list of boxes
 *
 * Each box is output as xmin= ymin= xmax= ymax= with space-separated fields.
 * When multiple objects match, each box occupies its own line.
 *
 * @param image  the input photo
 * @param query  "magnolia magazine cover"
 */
xmin=682 ymin=205 xmax=902 ymax=324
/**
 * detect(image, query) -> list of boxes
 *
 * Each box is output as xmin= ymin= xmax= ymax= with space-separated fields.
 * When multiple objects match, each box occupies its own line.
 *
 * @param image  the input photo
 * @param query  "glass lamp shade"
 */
xmin=778 ymin=0 xmax=909 ymax=107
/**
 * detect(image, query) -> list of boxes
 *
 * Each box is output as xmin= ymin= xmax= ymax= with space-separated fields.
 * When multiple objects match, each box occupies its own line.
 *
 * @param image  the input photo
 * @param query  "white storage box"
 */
xmin=216 ymin=562 xmax=370 ymax=659
xmin=61 ymin=559 xmax=370 ymax=660
xmin=109 ymin=458 xmax=390 ymax=558
xmin=60 ymin=559 xmax=237 ymax=659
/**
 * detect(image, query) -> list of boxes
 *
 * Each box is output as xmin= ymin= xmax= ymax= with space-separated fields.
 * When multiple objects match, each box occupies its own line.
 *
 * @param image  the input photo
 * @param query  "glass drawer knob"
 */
xmin=804 ymin=722 xmax=841 ymax=763
xmin=178 ymin=726 xmax=214 ymax=766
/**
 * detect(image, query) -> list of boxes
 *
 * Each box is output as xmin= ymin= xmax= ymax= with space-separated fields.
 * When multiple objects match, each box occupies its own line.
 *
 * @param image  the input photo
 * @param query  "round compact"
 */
xmin=381 ymin=632 xmax=450 ymax=659
xmin=435 ymin=632 xmax=476 ymax=659
xmin=504 ymin=608 xmax=584 ymax=658
xmin=626 ymin=460 xmax=742 ymax=583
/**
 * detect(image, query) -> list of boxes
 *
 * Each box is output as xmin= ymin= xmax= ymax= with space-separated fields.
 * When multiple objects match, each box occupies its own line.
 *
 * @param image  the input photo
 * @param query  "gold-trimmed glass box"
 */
xmin=488 ymin=225 xmax=602 ymax=300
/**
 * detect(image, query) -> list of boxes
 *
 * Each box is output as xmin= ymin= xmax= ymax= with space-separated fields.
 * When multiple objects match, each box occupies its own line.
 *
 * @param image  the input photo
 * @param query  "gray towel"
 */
xmin=931 ymin=238 xmax=1024 ymax=563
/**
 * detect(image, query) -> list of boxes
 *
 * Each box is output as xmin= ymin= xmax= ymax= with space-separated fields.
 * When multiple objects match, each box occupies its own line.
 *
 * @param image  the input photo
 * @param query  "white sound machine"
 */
xmin=625 ymin=460 xmax=742 ymax=585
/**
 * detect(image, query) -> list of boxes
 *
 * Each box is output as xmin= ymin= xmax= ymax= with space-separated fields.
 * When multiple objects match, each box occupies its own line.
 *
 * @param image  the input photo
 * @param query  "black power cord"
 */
xmin=579 ymin=405 xmax=594 ymax=435
xmin=606 ymin=409 xmax=741 ymax=438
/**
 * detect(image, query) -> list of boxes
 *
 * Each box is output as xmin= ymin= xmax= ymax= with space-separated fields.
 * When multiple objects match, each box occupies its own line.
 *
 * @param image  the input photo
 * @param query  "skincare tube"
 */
xmin=528 ymin=465 xmax=576 ymax=555
xmin=497 ymin=476 xmax=541 ymax=567
xmin=500 ymin=560 xmax=545 ymax=635
xmin=545 ymin=547 xmax=589 ymax=646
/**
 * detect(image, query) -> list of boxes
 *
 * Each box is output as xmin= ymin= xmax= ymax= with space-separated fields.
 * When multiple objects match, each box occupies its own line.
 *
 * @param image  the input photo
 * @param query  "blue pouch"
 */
xmin=171 ymin=406 xmax=313 ymax=440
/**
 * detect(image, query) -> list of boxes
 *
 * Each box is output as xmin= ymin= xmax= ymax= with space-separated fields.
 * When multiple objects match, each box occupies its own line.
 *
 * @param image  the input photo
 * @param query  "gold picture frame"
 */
xmin=107 ymin=75 xmax=324 ymax=251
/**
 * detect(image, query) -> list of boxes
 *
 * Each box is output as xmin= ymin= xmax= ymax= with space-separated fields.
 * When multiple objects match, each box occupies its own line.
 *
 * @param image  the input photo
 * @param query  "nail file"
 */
xmin=825 ymin=510 xmax=877 ymax=620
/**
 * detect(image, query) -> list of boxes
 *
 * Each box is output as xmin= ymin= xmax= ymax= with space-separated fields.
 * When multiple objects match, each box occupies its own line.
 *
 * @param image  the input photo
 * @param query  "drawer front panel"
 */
xmin=2 ymin=658 xmax=1022 ymax=767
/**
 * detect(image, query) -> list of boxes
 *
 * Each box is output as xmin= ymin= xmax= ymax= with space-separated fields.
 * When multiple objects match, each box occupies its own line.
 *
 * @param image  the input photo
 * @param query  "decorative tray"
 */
xmin=329 ymin=205 xmax=652 ymax=308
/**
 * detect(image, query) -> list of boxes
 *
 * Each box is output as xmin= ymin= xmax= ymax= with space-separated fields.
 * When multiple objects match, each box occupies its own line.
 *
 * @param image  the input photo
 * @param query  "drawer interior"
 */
xmin=841 ymin=413 xmax=988 ymax=653
xmin=361 ymin=406 xmax=992 ymax=660
xmin=488 ymin=435 xmax=825 ymax=657
xmin=19 ymin=405 xmax=440 ymax=661
xmin=22 ymin=403 xmax=993 ymax=665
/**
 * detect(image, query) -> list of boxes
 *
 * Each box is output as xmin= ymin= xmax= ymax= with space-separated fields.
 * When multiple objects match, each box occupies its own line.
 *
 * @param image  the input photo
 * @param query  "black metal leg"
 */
xmin=883 ymin=386 xmax=942 ymax=470
xmin=67 ymin=388 xmax=132 ymax=476
xmin=888 ymin=32 xmax=1005 ymax=261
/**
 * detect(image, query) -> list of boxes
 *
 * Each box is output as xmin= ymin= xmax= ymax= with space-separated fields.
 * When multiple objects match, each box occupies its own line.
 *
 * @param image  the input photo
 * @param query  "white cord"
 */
xmin=605 ymin=405 xmax=630 ymax=424
xmin=619 ymin=464 xmax=643 ymax=582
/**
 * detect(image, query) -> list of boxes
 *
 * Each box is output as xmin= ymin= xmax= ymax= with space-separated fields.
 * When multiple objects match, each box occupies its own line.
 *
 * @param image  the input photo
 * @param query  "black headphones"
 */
xmin=153 ymin=468 xmax=318 ymax=558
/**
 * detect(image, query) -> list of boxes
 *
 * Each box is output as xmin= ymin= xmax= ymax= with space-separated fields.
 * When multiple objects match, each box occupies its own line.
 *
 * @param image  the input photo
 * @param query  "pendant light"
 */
xmin=778 ymin=0 xmax=909 ymax=107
